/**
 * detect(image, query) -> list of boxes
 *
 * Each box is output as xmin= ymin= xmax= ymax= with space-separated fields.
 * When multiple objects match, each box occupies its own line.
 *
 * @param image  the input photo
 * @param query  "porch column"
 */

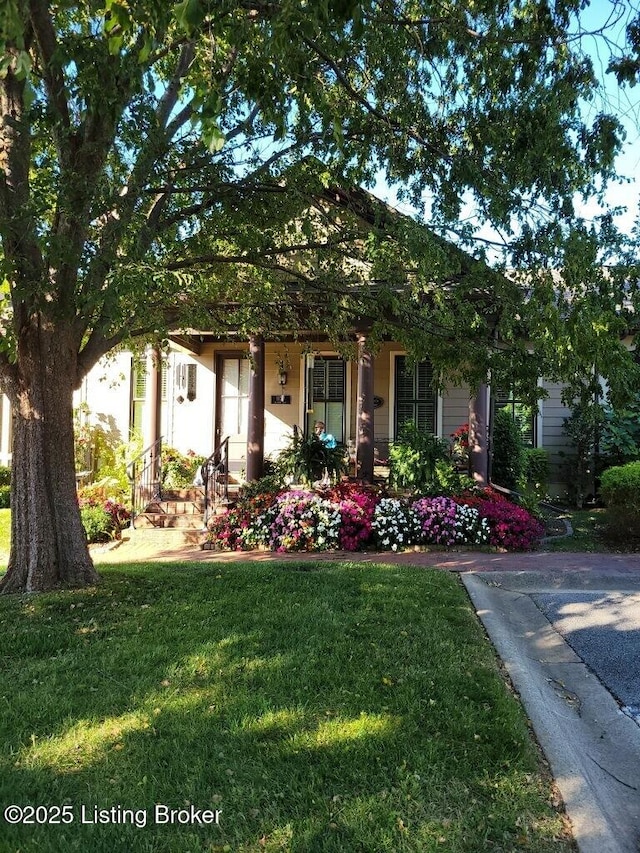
xmin=147 ymin=346 xmax=163 ymax=487
xmin=469 ymin=383 xmax=488 ymax=487
xmin=246 ymin=333 xmax=265 ymax=482
xmin=356 ymin=334 xmax=375 ymax=483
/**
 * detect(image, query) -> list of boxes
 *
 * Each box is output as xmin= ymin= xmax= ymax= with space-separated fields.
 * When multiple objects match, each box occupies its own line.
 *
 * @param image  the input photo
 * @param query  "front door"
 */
xmin=216 ymin=354 xmax=250 ymax=472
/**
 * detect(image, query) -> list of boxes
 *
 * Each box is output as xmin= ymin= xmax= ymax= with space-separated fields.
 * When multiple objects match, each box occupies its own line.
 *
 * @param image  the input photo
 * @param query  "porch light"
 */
xmin=278 ymin=369 xmax=288 ymax=386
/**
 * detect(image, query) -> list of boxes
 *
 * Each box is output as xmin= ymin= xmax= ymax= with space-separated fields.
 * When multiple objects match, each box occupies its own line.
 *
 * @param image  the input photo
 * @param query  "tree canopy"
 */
xmin=1 ymin=1 xmax=637 ymax=386
xmin=1 ymin=0 xmax=640 ymax=590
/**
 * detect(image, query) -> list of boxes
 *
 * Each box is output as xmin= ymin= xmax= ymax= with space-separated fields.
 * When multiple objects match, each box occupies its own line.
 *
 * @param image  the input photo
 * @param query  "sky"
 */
xmin=573 ymin=0 xmax=640 ymax=236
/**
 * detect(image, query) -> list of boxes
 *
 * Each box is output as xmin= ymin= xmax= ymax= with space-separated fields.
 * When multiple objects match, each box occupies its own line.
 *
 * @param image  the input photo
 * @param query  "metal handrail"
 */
xmin=201 ymin=436 xmax=230 ymax=526
xmin=126 ymin=437 xmax=163 ymax=527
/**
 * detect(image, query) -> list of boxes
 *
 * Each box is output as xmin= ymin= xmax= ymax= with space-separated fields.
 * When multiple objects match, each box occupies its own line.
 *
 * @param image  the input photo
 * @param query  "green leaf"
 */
xmin=107 ymin=34 xmax=124 ymax=55
xmin=201 ymin=120 xmax=225 ymax=153
xmin=173 ymin=0 xmax=204 ymax=35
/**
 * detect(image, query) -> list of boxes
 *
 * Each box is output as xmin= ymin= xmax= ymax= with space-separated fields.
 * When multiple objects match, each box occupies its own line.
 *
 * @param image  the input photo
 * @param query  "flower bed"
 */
xmin=204 ymin=484 xmax=544 ymax=554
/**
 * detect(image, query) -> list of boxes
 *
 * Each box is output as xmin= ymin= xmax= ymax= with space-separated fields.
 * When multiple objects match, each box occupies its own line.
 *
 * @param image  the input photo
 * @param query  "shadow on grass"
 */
xmin=0 ymin=562 xmax=572 ymax=852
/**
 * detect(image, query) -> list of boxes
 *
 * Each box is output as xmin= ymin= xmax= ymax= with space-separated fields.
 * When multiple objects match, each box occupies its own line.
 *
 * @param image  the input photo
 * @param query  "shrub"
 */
xmin=250 ymin=490 xmax=342 ymax=552
xmin=600 ymin=397 xmax=640 ymax=466
xmin=103 ymin=499 xmax=131 ymax=530
xmin=206 ymin=506 xmax=253 ymax=551
xmin=559 ymin=403 xmax=602 ymax=508
xmin=0 ymin=465 xmax=10 ymax=508
xmin=412 ymin=496 xmax=490 ymax=547
xmin=600 ymin=461 xmax=640 ymax=539
xmin=236 ymin=474 xmax=285 ymax=501
xmin=371 ymin=498 xmax=420 ymax=551
xmin=274 ymin=430 xmax=347 ymax=485
xmin=523 ymin=448 xmax=549 ymax=498
xmin=450 ymin=422 xmax=470 ymax=472
xmin=80 ymin=497 xmax=131 ymax=542
xmin=206 ymin=485 xmax=285 ymax=551
xmin=207 ymin=483 xmax=543 ymax=554
xmin=162 ymin=447 xmax=206 ymax=489
xmin=468 ymin=498 xmax=544 ymax=551
xmin=322 ymin=483 xmax=378 ymax=550
xmin=78 ymin=477 xmax=128 ymax=505
xmin=453 ymin=486 xmax=509 ymax=510
xmin=80 ymin=504 xmax=113 ymax=543
xmin=388 ymin=422 xmax=450 ymax=492
xmin=492 ymin=407 xmax=525 ymax=492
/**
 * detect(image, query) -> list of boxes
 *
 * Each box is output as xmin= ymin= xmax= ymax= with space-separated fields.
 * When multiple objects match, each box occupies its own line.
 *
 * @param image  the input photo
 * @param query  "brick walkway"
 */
xmin=92 ymin=532 xmax=640 ymax=575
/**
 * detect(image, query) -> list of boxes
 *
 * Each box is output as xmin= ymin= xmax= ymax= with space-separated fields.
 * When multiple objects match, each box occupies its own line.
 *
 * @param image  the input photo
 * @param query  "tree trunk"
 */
xmin=0 ymin=324 xmax=99 ymax=593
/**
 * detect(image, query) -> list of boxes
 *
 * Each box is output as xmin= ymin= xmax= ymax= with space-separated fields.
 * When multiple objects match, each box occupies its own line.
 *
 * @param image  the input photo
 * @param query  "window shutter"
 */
xmin=187 ymin=364 xmax=197 ymax=401
xmin=326 ymin=360 xmax=345 ymax=401
xmin=134 ymin=368 xmax=146 ymax=400
xmin=394 ymin=356 xmax=436 ymax=436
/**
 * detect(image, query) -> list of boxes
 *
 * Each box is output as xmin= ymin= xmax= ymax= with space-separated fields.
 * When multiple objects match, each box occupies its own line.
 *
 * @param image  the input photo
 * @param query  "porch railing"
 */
xmin=126 ymin=437 xmax=163 ymax=527
xmin=201 ymin=436 xmax=229 ymax=526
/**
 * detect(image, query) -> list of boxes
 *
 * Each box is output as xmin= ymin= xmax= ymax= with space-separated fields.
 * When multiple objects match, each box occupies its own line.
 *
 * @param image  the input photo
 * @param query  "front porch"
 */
xmin=140 ymin=336 xmax=490 ymax=491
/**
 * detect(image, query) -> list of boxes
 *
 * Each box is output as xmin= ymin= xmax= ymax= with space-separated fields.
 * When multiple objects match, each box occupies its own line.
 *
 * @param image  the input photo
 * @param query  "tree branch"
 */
xmin=298 ymin=31 xmax=453 ymax=164
xmin=28 ymin=0 xmax=74 ymax=167
xmin=157 ymin=41 xmax=196 ymax=128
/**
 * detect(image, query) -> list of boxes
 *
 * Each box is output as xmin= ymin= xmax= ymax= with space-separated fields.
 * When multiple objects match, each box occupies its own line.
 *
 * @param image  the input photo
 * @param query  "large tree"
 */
xmin=0 ymin=0 xmax=634 ymax=592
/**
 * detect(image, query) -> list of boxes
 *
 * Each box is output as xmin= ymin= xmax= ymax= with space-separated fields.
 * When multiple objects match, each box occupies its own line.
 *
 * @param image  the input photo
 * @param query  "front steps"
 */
xmin=133 ymin=488 xmax=206 ymax=530
xmin=132 ymin=486 xmax=241 ymax=533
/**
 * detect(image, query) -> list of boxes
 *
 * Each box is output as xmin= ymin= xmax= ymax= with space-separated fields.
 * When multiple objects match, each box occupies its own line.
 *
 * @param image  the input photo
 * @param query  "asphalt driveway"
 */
xmin=532 ymin=588 xmax=640 ymax=722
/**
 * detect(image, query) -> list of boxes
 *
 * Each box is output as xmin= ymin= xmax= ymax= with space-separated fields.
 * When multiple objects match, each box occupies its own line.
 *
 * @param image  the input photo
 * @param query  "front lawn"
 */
xmin=0 ymin=561 xmax=572 ymax=852
xmin=0 ymin=508 xmax=9 ymax=561
xmin=543 ymin=508 xmax=616 ymax=552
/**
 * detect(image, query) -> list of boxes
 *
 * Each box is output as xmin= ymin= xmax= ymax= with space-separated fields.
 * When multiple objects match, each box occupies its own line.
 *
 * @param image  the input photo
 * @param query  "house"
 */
xmin=68 ymin=336 xmax=578 ymax=501
xmin=0 ymin=183 xmax=601 ymax=502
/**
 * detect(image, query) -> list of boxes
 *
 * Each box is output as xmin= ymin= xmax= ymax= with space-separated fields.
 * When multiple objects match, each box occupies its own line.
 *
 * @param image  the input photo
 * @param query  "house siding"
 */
xmin=0 ymin=340 xmax=581 ymax=498
xmin=538 ymin=381 xmax=573 ymax=499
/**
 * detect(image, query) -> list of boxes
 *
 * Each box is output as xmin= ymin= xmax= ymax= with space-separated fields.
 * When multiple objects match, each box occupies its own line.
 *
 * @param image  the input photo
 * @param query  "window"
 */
xmin=494 ymin=390 xmax=536 ymax=447
xmin=394 ymin=356 xmax=437 ymax=437
xmin=219 ymin=356 xmax=250 ymax=436
xmin=131 ymin=357 xmax=167 ymax=435
xmin=306 ymin=357 xmax=345 ymax=442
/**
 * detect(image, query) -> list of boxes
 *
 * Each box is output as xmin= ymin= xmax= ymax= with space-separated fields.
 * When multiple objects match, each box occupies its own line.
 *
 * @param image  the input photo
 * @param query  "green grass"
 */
xmin=544 ymin=508 xmax=618 ymax=552
xmin=0 ymin=561 xmax=572 ymax=852
xmin=0 ymin=508 xmax=9 ymax=558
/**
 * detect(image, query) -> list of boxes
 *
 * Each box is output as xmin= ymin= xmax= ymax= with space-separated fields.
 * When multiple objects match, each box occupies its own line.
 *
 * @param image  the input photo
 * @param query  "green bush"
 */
xmin=492 ymin=408 xmax=525 ymax=492
xmin=162 ymin=447 xmax=206 ymax=489
xmin=600 ymin=397 xmax=640 ymax=466
xmin=559 ymin=403 xmax=602 ymax=508
xmin=388 ymin=422 xmax=451 ymax=493
xmin=523 ymin=448 xmax=549 ymax=498
xmin=80 ymin=504 xmax=113 ymax=543
xmin=274 ymin=430 xmax=346 ymax=485
xmin=600 ymin=461 xmax=640 ymax=539
xmin=0 ymin=466 xmax=11 ymax=508
xmin=236 ymin=474 xmax=285 ymax=501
